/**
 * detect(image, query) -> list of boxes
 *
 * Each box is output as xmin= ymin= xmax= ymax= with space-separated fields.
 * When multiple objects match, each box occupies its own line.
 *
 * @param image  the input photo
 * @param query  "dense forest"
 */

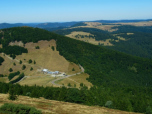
xmin=0 ymin=27 xmax=152 ymax=113
xmin=0 ymin=82 xmax=152 ymax=113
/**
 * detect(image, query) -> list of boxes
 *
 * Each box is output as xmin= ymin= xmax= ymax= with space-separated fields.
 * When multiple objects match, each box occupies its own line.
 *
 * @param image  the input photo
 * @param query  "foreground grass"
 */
xmin=0 ymin=93 xmax=142 ymax=114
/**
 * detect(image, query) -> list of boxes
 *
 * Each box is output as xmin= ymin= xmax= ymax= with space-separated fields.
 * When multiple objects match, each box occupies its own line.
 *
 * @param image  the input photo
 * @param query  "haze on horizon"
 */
xmin=0 ymin=0 xmax=152 ymax=23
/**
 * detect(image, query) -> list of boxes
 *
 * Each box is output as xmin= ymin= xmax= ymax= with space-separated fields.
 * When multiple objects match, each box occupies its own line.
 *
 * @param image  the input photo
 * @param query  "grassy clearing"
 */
xmin=0 ymin=93 xmax=142 ymax=114
xmin=66 ymin=31 xmax=114 ymax=46
xmin=0 ymin=77 xmax=7 ymax=82
xmin=19 ymin=76 xmax=56 ymax=87
xmin=57 ymin=73 xmax=92 ymax=88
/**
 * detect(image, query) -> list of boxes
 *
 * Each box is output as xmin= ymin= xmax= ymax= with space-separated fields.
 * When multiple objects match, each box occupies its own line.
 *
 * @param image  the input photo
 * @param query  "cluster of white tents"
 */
xmin=42 ymin=69 xmax=59 ymax=75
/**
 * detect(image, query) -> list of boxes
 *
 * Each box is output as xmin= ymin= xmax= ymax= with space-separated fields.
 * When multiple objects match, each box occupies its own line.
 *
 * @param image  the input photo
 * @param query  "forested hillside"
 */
xmin=53 ymin=25 xmax=152 ymax=59
xmin=0 ymin=27 xmax=152 ymax=113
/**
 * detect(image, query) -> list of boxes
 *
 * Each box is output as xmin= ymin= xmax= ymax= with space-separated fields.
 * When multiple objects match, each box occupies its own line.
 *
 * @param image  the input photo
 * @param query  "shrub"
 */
xmin=28 ymin=59 xmax=32 ymax=64
xmin=22 ymin=65 xmax=26 ymax=70
xmin=146 ymin=106 xmax=152 ymax=114
xmin=19 ymin=60 xmax=22 ymax=64
xmin=0 ymin=103 xmax=42 ymax=114
xmin=30 ymin=67 xmax=33 ymax=71
xmin=9 ymin=68 xmax=13 ymax=72
xmin=51 ymin=46 xmax=55 ymax=51
xmin=105 ymin=101 xmax=113 ymax=108
xmin=35 ymin=46 xmax=40 ymax=49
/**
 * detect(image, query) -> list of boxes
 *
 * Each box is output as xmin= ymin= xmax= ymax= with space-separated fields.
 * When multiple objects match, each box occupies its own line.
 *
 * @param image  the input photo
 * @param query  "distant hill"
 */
xmin=0 ymin=19 xmax=152 ymax=29
xmin=53 ymin=22 xmax=152 ymax=59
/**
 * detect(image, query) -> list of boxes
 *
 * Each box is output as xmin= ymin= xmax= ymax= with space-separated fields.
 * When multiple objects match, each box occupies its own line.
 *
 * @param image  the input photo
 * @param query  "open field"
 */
xmin=116 ymin=21 xmax=152 ymax=26
xmin=56 ymin=73 xmax=92 ymax=88
xmin=19 ymin=76 xmax=56 ymax=87
xmin=0 ymin=93 xmax=142 ymax=114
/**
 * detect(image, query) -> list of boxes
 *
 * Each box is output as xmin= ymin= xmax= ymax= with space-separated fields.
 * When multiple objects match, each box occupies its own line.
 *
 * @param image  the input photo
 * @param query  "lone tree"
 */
xmin=9 ymin=68 xmax=13 ymax=72
xmin=19 ymin=60 xmax=22 ymax=64
xmin=28 ymin=59 xmax=32 ymax=64
xmin=34 ymin=60 xmax=36 ymax=64
xmin=51 ymin=46 xmax=55 ymax=51
xmin=35 ymin=46 xmax=40 ymax=49
xmin=30 ymin=67 xmax=33 ymax=71
xmin=22 ymin=65 xmax=26 ymax=70
xmin=8 ymin=86 xmax=17 ymax=100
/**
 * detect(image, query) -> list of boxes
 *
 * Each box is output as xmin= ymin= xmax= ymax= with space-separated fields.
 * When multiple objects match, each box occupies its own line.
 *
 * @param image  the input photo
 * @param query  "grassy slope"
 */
xmin=0 ymin=93 xmax=142 ymax=114
xmin=0 ymin=40 xmax=90 ymax=87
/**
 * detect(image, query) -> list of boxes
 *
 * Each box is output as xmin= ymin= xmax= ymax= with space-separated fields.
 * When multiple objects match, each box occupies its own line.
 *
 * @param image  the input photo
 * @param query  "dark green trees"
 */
xmin=8 ymin=86 xmax=17 ymax=100
xmin=22 ymin=65 xmax=26 ymax=70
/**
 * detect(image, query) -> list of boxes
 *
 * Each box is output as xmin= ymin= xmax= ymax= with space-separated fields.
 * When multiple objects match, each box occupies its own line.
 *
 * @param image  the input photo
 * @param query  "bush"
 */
xmin=105 ymin=101 xmax=113 ymax=108
xmin=28 ymin=59 xmax=32 ymax=64
xmin=0 ymin=103 xmax=42 ymax=114
xmin=146 ymin=106 xmax=152 ymax=114
xmin=35 ymin=46 xmax=40 ymax=49
xmin=51 ymin=46 xmax=55 ymax=51
xmin=9 ymin=68 xmax=13 ymax=72
xmin=22 ymin=65 xmax=26 ymax=70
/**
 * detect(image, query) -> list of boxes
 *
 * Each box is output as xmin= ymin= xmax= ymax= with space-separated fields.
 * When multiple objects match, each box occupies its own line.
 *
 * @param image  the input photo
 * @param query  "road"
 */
xmin=50 ymin=64 xmax=84 ymax=87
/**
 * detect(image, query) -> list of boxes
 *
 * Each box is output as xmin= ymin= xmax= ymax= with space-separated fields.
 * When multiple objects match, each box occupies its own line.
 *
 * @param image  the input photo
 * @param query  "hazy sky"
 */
xmin=0 ymin=0 xmax=152 ymax=23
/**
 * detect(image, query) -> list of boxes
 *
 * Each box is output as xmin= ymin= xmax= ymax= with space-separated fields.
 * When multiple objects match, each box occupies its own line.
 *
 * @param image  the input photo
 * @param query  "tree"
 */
xmin=22 ymin=65 xmax=26 ymax=70
xmin=35 ymin=46 xmax=40 ymax=49
xmin=30 ymin=67 xmax=33 ymax=71
xmin=28 ymin=59 xmax=32 ymax=64
xmin=68 ymin=83 xmax=71 ymax=87
xmin=13 ymin=62 xmax=16 ymax=66
xmin=19 ymin=60 xmax=22 ymax=64
xmin=34 ymin=60 xmax=36 ymax=64
xmin=8 ymin=86 xmax=17 ymax=100
xmin=9 ymin=68 xmax=13 ymax=72
xmin=72 ymin=68 xmax=75 ymax=71
xmin=51 ymin=46 xmax=55 ymax=51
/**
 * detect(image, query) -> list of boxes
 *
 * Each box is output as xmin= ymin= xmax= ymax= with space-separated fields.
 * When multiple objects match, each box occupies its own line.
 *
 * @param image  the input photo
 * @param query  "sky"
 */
xmin=0 ymin=0 xmax=152 ymax=23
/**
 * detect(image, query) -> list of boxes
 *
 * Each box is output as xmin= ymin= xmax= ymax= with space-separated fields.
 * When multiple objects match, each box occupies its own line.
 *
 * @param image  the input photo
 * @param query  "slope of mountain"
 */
xmin=53 ymin=21 xmax=152 ymax=59
xmin=0 ymin=27 xmax=152 ymax=113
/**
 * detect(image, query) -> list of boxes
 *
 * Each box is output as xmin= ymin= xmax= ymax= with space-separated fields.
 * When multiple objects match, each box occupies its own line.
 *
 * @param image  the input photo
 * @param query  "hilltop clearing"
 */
xmin=0 ymin=39 xmax=90 ymax=88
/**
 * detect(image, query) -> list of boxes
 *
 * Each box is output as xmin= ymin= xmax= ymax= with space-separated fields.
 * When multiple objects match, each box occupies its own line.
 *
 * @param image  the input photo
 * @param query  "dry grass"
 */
xmin=9 ymin=41 xmax=24 ymax=47
xmin=0 ymin=93 xmax=142 ymax=114
xmin=19 ymin=76 xmax=56 ymax=87
xmin=16 ymin=40 xmax=70 ymax=73
xmin=0 ymin=77 xmax=7 ymax=82
xmin=57 ymin=73 xmax=92 ymax=88
xmin=67 ymin=62 xmax=81 ymax=75
xmin=116 ymin=21 xmax=152 ymax=26
xmin=0 ymin=40 xmax=81 ymax=87
xmin=127 ymin=33 xmax=134 ymax=35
